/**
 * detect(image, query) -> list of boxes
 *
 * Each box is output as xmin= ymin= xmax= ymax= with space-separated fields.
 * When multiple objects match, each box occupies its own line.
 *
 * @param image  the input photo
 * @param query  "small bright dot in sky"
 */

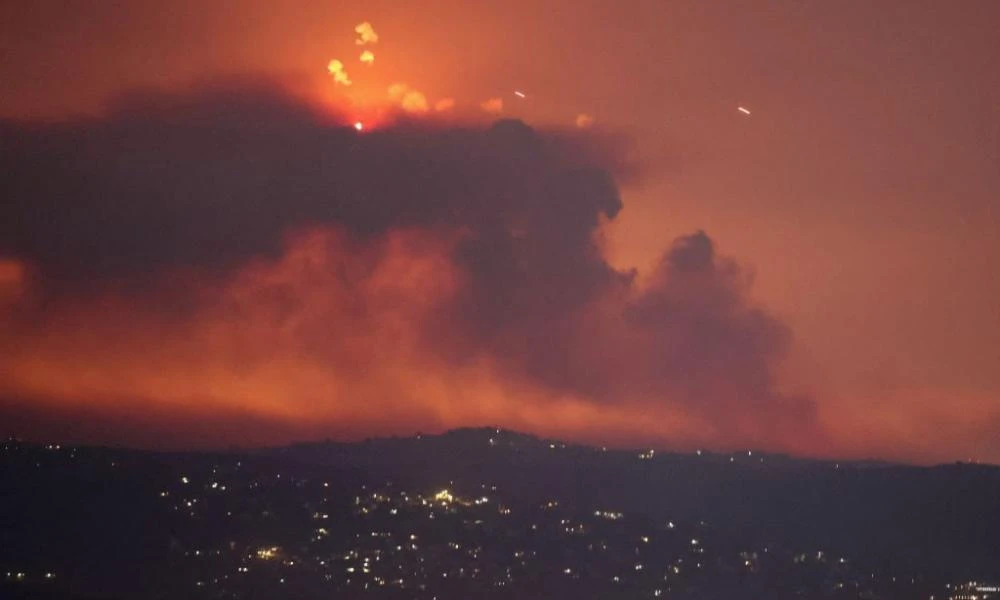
xmin=354 ymin=121 xmax=364 ymax=131
xmin=514 ymin=91 xmax=526 ymax=98
xmin=738 ymin=106 xmax=751 ymax=115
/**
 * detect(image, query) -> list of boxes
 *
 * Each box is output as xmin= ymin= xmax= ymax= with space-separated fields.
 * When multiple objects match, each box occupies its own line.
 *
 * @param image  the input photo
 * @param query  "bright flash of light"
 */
xmin=354 ymin=121 xmax=364 ymax=131
xmin=480 ymin=97 xmax=503 ymax=115
xmin=738 ymin=106 xmax=751 ymax=115
xmin=575 ymin=113 xmax=595 ymax=129
xmin=355 ymin=22 xmax=379 ymax=45
xmin=514 ymin=90 xmax=526 ymax=99
xmin=360 ymin=50 xmax=374 ymax=65
xmin=327 ymin=59 xmax=351 ymax=86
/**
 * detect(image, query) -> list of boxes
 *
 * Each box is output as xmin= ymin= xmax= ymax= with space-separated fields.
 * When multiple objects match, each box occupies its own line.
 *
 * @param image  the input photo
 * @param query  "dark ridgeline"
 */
xmin=2 ymin=430 xmax=998 ymax=600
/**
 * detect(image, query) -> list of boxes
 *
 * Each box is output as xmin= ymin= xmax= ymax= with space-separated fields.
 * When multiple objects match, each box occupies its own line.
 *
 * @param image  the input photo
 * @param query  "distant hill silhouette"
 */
xmin=273 ymin=427 xmax=1000 ymax=574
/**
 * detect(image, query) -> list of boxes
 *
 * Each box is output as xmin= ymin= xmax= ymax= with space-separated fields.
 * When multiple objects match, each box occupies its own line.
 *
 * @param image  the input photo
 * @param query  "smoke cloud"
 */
xmin=0 ymin=80 xmax=821 ymax=452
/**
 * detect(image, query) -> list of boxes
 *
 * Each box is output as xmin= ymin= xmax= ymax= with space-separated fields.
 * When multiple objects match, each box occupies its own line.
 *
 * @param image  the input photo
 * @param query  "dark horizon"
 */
xmin=6 ymin=425 xmax=998 ymax=469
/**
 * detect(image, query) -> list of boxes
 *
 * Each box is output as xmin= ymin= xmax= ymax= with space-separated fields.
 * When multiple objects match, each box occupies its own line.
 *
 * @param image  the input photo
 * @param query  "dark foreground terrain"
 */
xmin=2 ymin=429 xmax=998 ymax=599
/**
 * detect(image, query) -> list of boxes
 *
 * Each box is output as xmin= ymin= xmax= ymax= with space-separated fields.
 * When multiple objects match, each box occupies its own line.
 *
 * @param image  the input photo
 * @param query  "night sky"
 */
xmin=1 ymin=1 xmax=997 ymax=463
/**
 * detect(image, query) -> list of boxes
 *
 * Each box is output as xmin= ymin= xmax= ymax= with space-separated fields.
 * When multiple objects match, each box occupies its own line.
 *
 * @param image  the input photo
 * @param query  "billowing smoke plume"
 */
xmin=0 ymin=80 xmax=821 ymax=451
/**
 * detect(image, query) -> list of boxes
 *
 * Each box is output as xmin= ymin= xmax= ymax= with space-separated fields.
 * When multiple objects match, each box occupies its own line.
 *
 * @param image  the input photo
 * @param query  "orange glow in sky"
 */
xmin=0 ymin=1 xmax=998 ymax=464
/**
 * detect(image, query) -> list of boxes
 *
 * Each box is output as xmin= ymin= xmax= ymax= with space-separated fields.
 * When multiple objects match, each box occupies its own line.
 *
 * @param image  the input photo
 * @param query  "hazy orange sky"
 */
xmin=1 ymin=0 xmax=998 ymax=463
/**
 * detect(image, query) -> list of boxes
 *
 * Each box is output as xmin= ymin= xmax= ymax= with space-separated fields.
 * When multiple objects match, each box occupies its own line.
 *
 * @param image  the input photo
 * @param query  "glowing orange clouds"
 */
xmin=360 ymin=50 xmax=375 ymax=65
xmin=0 ymin=228 xmax=460 ymax=427
xmin=0 ymin=89 xmax=843 ymax=460
xmin=0 ymin=221 xmax=994 ymax=463
xmin=0 ymin=226 xmax=825 ymax=456
xmin=0 ymin=227 xmax=704 ymax=450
